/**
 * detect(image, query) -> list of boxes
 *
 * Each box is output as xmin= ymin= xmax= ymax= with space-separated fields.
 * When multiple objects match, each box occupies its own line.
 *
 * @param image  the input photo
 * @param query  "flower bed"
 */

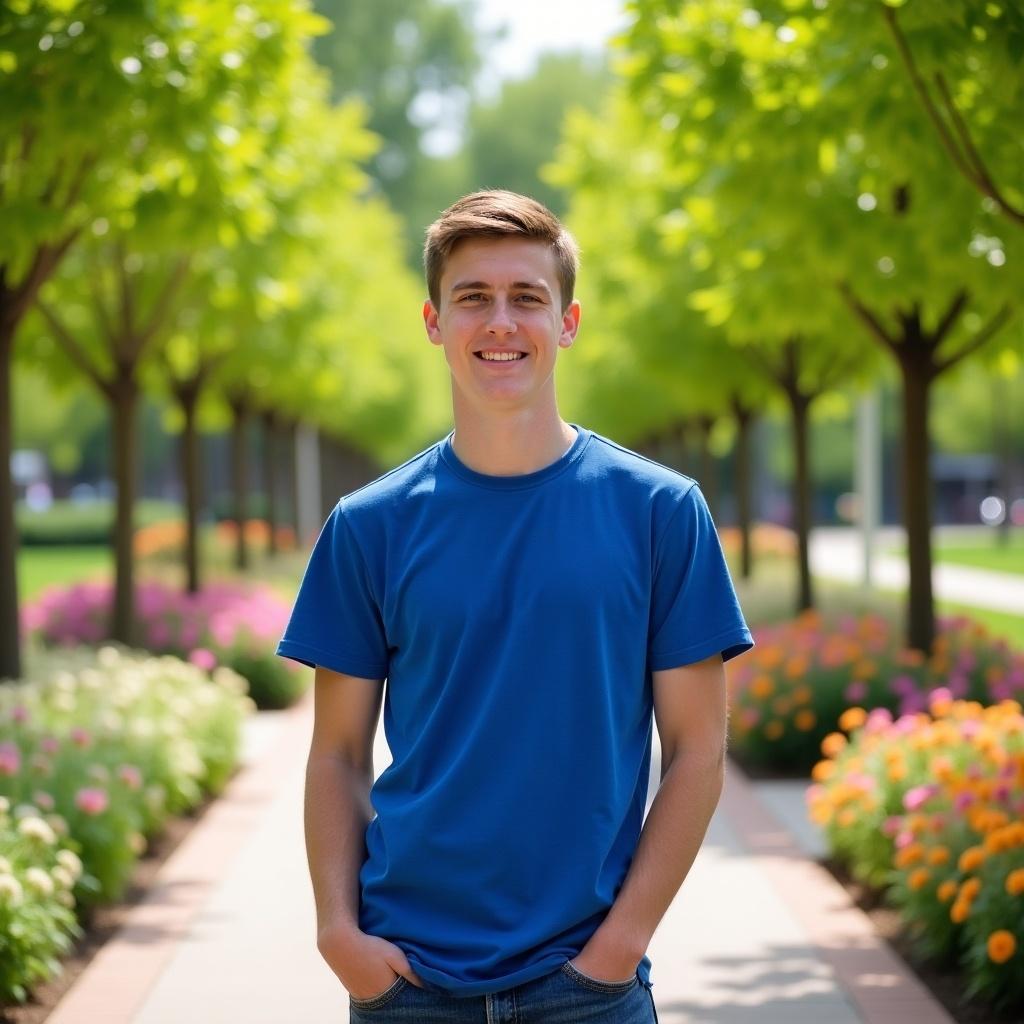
xmin=726 ymin=611 xmax=1024 ymax=773
xmin=0 ymin=647 xmax=252 ymax=1006
xmin=808 ymin=693 xmax=1024 ymax=1010
xmin=22 ymin=580 xmax=305 ymax=709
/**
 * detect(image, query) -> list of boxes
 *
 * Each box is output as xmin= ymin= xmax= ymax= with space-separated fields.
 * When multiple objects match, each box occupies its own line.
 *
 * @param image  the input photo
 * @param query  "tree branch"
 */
xmin=882 ymin=6 xmax=983 ymax=190
xmin=932 ymin=73 xmax=1024 ymax=226
xmin=6 ymin=228 xmax=82 ymax=327
xmin=837 ymin=281 xmax=898 ymax=352
xmin=933 ymin=304 xmax=1014 ymax=378
xmin=737 ymin=342 xmax=784 ymax=390
xmin=932 ymin=288 xmax=969 ymax=344
xmin=115 ymin=241 xmax=135 ymax=345
xmin=135 ymin=255 xmax=191 ymax=358
xmin=36 ymin=301 xmax=113 ymax=399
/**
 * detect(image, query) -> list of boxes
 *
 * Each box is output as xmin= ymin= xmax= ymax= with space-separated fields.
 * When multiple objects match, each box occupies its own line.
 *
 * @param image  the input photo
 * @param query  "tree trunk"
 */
xmin=110 ymin=376 xmax=138 ymax=644
xmin=733 ymin=402 xmax=754 ymax=580
xmin=262 ymin=411 xmax=278 ymax=557
xmin=899 ymin=354 xmax=935 ymax=653
xmin=230 ymin=400 xmax=249 ymax=571
xmin=287 ymin=419 xmax=301 ymax=538
xmin=789 ymin=391 xmax=814 ymax=612
xmin=179 ymin=386 xmax=201 ymax=594
xmin=0 ymin=318 xmax=21 ymax=680
xmin=696 ymin=415 xmax=717 ymax=512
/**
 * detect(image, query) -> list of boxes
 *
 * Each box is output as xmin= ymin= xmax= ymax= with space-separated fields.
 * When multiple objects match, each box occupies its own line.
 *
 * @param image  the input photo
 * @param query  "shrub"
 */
xmin=21 ymin=580 xmax=305 ymax=709
xmin=808 ymin=693 xmax=1024 ymax=1010
xmin=16 ymin=500 xmax=181 ymax=547
xmin=727 ymin=611 xmax=1024 ymax=772
xmin=0 ymin=799 xmax=82 ymax=1005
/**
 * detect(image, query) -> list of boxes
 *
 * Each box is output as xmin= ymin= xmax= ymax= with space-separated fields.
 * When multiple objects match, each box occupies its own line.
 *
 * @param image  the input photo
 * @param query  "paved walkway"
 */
xmin=809 ymin=525 xmax=1024 ymax=615
xmin=46 ymin=695 xmax=953 ymax=1024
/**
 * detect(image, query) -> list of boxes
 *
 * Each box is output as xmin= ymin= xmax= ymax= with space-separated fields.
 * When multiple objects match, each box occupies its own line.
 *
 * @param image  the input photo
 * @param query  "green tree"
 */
xmin=618 ymin=0 xmax=1021 ymax=651
xmin=309 ymin=0 xmax=481 ymax=239
xmin=465 ymin=52 xmax=611 ymax=215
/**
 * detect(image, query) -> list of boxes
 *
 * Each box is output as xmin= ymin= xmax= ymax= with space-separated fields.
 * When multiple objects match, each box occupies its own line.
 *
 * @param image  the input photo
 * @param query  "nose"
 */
xmin=486 ymin=298 xmax=516 ymax=335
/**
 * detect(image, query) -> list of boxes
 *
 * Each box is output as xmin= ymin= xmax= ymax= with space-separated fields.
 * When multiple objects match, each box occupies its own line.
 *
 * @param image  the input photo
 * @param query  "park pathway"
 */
xmin=46 ymin=690 xmax=952 ymax=1024
xmin=809 ymin=525 xmax=1024 ymax=615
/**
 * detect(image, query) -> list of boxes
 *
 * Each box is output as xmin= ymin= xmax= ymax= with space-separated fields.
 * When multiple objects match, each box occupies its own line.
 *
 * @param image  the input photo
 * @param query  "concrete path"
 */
xmin=810 ymin=525 xmax=1024 ymax=615
xmin=46 ymin=696 xmax=953 ymax=1024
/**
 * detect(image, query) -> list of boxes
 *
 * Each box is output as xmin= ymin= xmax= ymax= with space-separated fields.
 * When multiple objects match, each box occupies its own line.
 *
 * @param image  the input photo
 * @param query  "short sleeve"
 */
xmin=648 ymin=484 xmax=753 ymax=671
xmin=276 ymin=502 xmax=389 ymax=680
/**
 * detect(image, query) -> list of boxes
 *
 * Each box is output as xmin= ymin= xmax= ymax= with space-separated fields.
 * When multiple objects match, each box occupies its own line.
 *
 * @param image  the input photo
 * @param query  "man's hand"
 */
xmin=569 ymin=924 xmax=642 ymax=984
xmin=318 ymin=924 xmax=425 ymax=1000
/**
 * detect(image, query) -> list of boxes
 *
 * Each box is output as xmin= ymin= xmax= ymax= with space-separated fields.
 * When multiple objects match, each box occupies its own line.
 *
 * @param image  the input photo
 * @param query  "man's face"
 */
xmin=423 ymin=237 xmax=581 ymax=414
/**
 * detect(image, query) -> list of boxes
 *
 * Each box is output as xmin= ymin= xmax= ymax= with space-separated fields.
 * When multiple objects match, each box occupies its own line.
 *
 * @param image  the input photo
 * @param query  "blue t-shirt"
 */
xmin=277 ymin=425 xmax=752 ymax=997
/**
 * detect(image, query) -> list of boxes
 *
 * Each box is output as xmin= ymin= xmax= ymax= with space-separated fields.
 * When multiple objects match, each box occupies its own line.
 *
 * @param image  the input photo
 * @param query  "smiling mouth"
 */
xmin=475 ymin=352 xmax=527 ymax=362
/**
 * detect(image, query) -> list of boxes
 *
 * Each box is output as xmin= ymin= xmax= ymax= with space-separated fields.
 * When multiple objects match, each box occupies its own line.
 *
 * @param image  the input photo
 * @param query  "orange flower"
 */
xmin=888 ymin=763 xmax=907 ymax=782
xmin=1006 ymin=869 xmax=1024 ymax=897
xmin=908 ymin=868 xmax=931 ymax=891
xmin=838 ymin=707 xmax=867 ymax=732
xmin=821 ymin=733 xmax=846 ymax=758
xmin=958 ymin=847 xmax=986 ymax=873
xmin=785 ymin=656 xmax=810 ymax=680
xmin=794 ymin=710 xmax=816 ymax=732
xmin=750 ymin=675 xmax=775 ymax=700
xmin=927 ymin=846 xmax=951 ymax=866
xmin=811 ymin=760 xmax=835 ymax=782
xmin=764 ymin=721 xmax=784 ymax=741
xmin=838 ymin=808 xmax=856 ymax=828
xmin=959 ymin=877 xmax=982 ymax=902
xmin=791 ymin=685 xmax=813 ymax=705
xmin=895 ymin=844 xmax=924 ymax=869
xmin=937 ymin=880 xmax=958 ymax=903
xmin=950 ymin=899 xmax=971 ymax=923
xmin=987 ymin=930 xmax=1017 ymax=964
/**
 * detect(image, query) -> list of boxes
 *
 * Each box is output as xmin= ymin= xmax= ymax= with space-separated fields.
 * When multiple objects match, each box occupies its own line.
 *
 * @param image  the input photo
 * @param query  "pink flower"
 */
xmin=39 ymin=736 xmax=60 ymax=755
xmin=10 ymin=704 xmax=29 ymax=724
xmin=903 ymin=785 xmax=938 ymax=811
xmin=70 ymin=727 xmax=92 ymax=748
xmin=118 ymin=764 xmax=143 ymax=790
xmin=844 ymin=680 xmax=868 ymax=702
xmin=953 ymin=791 xmax=975 ymax=812
xmin=75 ymin=788 xmax=109 ymax=816
xmin=895 ymin=830 xmax=915 ymax=849
xmin=882 ymin=816 xmax=903 ymax=837
xmin=188 ymin=648 xmax=217 ymax=671
xmin=0 ymin=742 xmax=21 ymax=776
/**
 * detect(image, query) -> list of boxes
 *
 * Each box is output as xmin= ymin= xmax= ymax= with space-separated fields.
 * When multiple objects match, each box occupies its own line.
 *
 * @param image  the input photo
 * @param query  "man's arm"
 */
xmin=305 ymin=665 xmax=423 ymax=996
xmin=571 ymin=653 xmax=728 ymax=981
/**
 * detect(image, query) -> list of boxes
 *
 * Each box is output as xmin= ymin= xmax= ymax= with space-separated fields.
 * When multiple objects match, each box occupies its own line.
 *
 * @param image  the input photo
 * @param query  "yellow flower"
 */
xmin=838 ymin=707 xmax=867 ymax=732
xmin=987 ymin=930 xmax=1017 ymax=965
xmin=958 ymin=847 xmax=987 ymax=873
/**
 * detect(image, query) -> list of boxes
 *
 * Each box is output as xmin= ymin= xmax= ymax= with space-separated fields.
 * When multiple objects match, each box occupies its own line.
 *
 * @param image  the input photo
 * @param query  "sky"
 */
xmin=471 ymin=0 xmax=629 ymax=85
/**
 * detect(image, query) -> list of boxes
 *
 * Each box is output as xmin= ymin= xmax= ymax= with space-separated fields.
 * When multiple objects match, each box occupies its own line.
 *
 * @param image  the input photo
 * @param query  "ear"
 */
xmin=558 ymin=299 xmax=582 ymax=350
xmin=423 ymin=299 xmax=443 ymax=346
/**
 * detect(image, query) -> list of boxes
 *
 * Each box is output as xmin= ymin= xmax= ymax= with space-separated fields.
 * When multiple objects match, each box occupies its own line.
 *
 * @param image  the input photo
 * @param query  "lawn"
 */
xmin=18 ymin=545 xmax=111 ymax=601
xmin=891 ymin=527 xmax=1024 ymax=576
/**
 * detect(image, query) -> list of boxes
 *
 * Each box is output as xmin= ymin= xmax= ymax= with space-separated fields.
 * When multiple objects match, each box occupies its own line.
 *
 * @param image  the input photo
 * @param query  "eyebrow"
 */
xmin=450 ymin=279 xmax=552 ymax=297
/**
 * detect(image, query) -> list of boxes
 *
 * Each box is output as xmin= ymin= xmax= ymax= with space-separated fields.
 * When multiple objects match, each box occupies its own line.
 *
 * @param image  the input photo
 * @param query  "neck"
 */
xmin=449 ymin=401 xmax=577 ymax=477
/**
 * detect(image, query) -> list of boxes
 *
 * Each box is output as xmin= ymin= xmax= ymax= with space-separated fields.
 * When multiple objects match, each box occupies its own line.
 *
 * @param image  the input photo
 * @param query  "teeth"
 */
xmin=480 ymin=352 xmax=524 ymax=361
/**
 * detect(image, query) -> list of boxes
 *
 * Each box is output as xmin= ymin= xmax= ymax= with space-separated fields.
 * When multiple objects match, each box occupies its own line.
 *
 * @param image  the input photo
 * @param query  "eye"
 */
xmin=516 ymin=293 xmax=542 ymax=303
xmin=459 ymin=292 xmax=486 ymax=302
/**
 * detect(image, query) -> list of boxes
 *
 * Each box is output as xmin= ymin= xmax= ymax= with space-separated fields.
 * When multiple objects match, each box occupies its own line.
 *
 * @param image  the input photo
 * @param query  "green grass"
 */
xmin=732 ymin=554 xmax=1024 ymax=653
xmin=18 ymin=546 xmax=112 ymax=601
xmin=890 ymin=529 xmax=1024 ymax=576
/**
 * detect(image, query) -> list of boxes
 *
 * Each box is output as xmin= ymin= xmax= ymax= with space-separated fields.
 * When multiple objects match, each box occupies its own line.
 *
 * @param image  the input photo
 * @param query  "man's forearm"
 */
xmin=304 ymin=751 xmax=373 ymax=936
xmin=588 ymin=747 xmax=725 ymax=962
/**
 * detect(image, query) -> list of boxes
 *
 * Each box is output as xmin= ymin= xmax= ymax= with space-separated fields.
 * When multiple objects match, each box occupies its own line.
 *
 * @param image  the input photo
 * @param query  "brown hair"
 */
xmin=423 ymin=190 xmax=579 ymax=311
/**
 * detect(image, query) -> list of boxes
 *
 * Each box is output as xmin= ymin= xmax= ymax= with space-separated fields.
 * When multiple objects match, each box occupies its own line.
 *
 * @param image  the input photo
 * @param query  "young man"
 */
xmin=278 ymin=190 xmax=752 ymax=1023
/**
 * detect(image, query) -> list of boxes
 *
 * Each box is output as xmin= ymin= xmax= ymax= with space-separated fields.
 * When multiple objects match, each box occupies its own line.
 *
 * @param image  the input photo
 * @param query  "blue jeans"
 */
xmin=349 ymin=961 xmax=658 ymax=1023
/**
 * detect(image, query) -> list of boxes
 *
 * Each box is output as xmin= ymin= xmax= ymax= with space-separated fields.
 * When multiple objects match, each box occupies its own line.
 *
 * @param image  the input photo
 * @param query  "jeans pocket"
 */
xmin=561 ymin=960 xmax=639 ymax=995
xmin=349 ymin=976 xmax=408 ymax=1011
